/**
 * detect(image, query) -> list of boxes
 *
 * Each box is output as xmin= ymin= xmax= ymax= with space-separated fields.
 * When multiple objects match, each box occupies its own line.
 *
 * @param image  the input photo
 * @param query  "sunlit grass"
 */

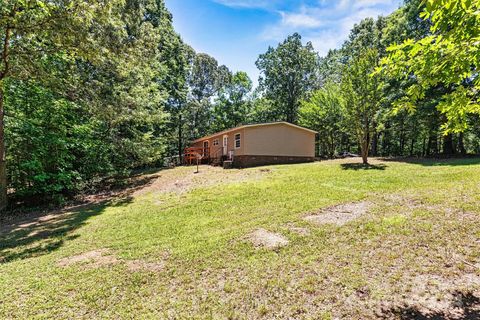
xmin=1 ymin=158 xmax=479 ymax=319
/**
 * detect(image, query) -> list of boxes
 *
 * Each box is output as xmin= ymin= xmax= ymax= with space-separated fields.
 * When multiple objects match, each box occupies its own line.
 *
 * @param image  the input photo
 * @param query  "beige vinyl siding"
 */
xmin=228 ymin=128 xmax=245 ymax=156
xmin=244 ymin=123 xmax=315 ymax=157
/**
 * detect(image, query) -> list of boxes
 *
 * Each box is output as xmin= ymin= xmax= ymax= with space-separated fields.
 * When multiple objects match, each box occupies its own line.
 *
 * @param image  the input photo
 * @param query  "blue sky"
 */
xmin=165 ymin=0 xmax=402 ymax=86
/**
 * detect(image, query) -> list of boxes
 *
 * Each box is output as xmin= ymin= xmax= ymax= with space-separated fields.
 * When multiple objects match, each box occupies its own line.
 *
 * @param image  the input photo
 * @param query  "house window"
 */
xmin=213 ymin=139 xmax=219 ymax=146
xmin=234 ymin=133 xmax=241 ymax=149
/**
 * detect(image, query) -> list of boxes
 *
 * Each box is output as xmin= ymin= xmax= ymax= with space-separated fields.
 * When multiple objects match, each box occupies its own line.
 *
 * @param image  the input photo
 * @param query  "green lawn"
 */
xmin=1 ymin=158 xmax=480 ymax=319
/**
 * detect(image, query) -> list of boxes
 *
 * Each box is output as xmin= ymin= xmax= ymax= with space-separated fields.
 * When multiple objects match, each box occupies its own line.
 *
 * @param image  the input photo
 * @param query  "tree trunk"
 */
xmin=409 ymin=137 xmax=415 ymax=156
xmin=427 ymin=130 xmax=436 ymax=156
xmin=361 ymin=133 xmax=369 ymax=164
xmin=0 ymin=83 xmax=7 ymax=211
xmin=330 ymin=132 xmax=335 ymax=158
xmin=371 ymin=129 xmax=378 ymax=157
xmin=422 ymin=137 xmax=426 ymax=156
xmin=0 ymin=25 xmax=10 ymax=211
xmin=458 ymin=133 xmax=466 ymax=155
xmin=178 ymin=113 xmax=183 ymax=160
xmin=361 ymin=141 xmax=369 ymax=164
xmin=382 ymin=126 xmax=390 ymax=156
xmin=442 ymin=133 xmax=455 ymax=155
xmin=399 ymin=123 xmax=405 ymax=156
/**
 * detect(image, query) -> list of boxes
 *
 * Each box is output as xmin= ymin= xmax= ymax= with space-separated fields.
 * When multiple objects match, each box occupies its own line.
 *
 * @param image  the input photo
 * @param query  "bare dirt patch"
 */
xmin=57 ymin=249 xmax=119 ymax=268
xmin=304 ymin=201 xmax=371 ymax=226
xmin=247 ymin=228 xmax=289 ymax=250
xmin=136 ymin=165 xmax=271 ymax=198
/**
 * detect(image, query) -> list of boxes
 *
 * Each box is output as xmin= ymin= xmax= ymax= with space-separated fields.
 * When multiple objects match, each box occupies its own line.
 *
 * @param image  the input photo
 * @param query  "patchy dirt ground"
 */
xmin=0 ymin=165 xmax=270 ymax=242
xmin=57 ymin=248 xmax=167 ymax=273
xmin=135 ymin=165 xmax=270 ymax=197
xmin=2 ymin=158 xmax=480 ymax=319
xmin=379 ymin=273 xmax=480 ymax=319
xmin=286 ymin=225 xmax=311 ymax=236
xmin=304 ymin=201 xmax=372 ymax=226
xmin=247 ymin=228 xmax=289 ymax=250
xmin=125 ymin=260 xmax=165 ymax=273
xmin=57 ymin=249 xmax=119 ymax=268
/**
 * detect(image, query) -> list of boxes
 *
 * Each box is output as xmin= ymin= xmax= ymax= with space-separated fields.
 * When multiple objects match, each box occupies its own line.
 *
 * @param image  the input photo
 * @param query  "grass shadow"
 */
xmin=0 ymin=171 xmax=160 ymax=264
xmin=381 ymin=156 xmax=480 ymax=167
xmin=341 ymin=163 xmax=388 ymax=171
xmin=380 ymin=291 xmax=480 ymax=320
xmin=0 ymin=198 xmax=136 ymax=264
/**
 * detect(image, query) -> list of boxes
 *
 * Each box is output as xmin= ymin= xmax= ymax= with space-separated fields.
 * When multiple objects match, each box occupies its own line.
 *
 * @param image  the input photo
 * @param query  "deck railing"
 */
xmin=183 ymin=147 xmax=210 ymax=165
xmin=183 ymin=146 xmax=234 ymax=166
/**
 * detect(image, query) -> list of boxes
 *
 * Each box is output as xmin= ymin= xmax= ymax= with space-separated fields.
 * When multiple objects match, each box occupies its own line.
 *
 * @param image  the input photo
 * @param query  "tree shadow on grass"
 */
xmin=380 ymin=291 xmax=480 ymax=320
xmin=341 ymin=163 xmax=388 ymax=171
xmin=0 ymin=173 xmax=160 ymax=264
xmin=381 ymin=157 xmax=480 ymax=167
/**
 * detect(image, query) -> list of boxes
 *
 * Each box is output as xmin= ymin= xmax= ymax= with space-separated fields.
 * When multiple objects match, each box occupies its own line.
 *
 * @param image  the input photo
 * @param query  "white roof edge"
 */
xmin=193 ymin=122 xmax=317 ymax=142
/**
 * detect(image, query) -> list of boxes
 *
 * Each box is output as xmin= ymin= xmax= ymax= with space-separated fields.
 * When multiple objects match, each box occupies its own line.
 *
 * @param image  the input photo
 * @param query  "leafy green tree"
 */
xmin=318 ymin=49 xmax=345 ymax=86
xmin=186 ymin=53 xmax=221 ymax=139
xmin=344 ymin=17 xmax=387 ymax=58
xmin=1 ymin=0 xmax=188 ymax=206
xmin=256 ymin=33 xmax=318 ymax=124
xmin=0 ymin=0 xmax=126 ymax=210
xmin=212 ymin=71 xmax=252 ymax=131
xmin=342 ymin=49 xmax=383 ymax=164
xmin=299 ymin=82 xmax=345 ymax=158
xmin=165 ymin=42 xmax=196 ymax=159
xmin=152 ymin=4 xmax=195 ymax=159
xmin=248 ymin=95 xmax=277 ymax=124
xmin=382 ymin=0 xmax=480 ymax=133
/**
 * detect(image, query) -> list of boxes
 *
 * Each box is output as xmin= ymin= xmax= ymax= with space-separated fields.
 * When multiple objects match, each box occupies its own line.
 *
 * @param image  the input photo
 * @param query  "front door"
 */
xmin=203 ymin=141 xmax=209 ymax=158
xmin=223 ymin=135 xmax=228 ymax=156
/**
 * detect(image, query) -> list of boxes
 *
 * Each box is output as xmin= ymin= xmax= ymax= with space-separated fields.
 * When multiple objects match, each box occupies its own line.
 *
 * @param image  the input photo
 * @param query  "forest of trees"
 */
xmin=0 ymin=0 xmax=478 ymax=208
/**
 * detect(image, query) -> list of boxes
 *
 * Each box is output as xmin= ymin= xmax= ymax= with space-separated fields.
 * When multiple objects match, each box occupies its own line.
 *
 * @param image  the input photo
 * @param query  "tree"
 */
xmin=299 ymin=82 xmax=345 ymax=158
xmin=256 ymin=33 xmax=318 ymax=124
xmin=249 ymin=95 xmax=277 ymax=124
xmin=0 ymin=0 xmax=127 ymax=210
xmin=0 ymin=0 xmax=189 ymax=206
xmin=186 ymin=53 xmax=221 ymax=139
xmin=154 ymin=3 xmax=195 ymax=159
xmin=342 ymin=49 xmax=383 ymax=164
xmin=318 ymin=49 xmax=345 ymax=86
xmin=343 ymin=17 xmax=387 ymax=58
xmin=382 ymin=0 xmax=480 ymax=133
xmin=212 ymin=71 xmax=252 ymax=131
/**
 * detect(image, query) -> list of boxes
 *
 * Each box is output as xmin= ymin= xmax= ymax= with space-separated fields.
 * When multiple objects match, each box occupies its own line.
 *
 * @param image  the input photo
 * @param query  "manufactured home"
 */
xmin=184 ymin=122 xmax=317 ymax=168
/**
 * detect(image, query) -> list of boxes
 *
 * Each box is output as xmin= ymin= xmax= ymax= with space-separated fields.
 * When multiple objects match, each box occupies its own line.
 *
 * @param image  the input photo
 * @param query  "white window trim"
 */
xmin=234 ymin=133 xmax=241 ymax=149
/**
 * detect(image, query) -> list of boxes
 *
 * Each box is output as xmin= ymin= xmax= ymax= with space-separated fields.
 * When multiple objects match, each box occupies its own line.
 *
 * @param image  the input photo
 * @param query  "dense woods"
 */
xmin=0 ymin=0 xmax=479 ymax=208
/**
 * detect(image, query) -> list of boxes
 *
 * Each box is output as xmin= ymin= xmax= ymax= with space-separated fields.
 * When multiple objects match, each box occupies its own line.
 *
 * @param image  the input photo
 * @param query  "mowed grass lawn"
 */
xmin=1 ymin=158 xmax=480 ymax=319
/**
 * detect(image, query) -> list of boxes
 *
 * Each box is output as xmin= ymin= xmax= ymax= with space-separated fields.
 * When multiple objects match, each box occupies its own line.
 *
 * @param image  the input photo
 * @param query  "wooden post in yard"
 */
xmin=195 ymin=153 xmax=200 ymax=174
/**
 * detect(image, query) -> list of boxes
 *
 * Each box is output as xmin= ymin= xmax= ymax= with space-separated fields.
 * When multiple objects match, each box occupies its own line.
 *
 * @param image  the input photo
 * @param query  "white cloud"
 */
xmin=279 ymin=9 xmax=324 ymax=29
xmin=260 ymin=0 xmax=401 ymax=56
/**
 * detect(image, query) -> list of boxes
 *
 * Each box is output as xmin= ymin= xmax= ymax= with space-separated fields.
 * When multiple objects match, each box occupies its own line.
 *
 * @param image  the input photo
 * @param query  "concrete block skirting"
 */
xmin=233 ymin=155 xmax=315 ymax=168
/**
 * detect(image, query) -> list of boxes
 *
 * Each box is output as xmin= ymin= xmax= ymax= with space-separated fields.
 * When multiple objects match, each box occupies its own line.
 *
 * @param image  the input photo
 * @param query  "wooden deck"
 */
xmin=183 ymin=146 xmax=229 ymax=166
xmin=183 ymin=147 xmax=210 ymax=165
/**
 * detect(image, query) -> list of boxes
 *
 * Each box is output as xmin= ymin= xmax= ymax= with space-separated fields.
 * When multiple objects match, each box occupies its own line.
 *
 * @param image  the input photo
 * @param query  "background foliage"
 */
xmin=1 ymin=0 xmax=479 ymax=206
